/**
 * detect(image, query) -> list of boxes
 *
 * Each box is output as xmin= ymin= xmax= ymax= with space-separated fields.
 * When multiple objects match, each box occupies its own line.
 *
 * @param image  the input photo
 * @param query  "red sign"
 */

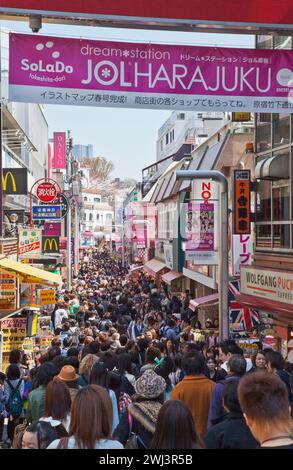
xmin=53 ymin=132 xmax=66 ymax=169
xmin=233 ymin=170 xmax=251 ymax=235
xmin=44 ymin=222 xmax=61 ymax=236
xmin=0 ymin=1 xmax=292 ymax=28
xmin=36 ymin=182 xmax=57 ymax=203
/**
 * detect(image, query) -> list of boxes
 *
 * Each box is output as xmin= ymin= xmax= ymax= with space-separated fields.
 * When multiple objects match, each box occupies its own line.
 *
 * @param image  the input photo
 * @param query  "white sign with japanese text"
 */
xmin=232 ymin=234 xmax=253 ymax=276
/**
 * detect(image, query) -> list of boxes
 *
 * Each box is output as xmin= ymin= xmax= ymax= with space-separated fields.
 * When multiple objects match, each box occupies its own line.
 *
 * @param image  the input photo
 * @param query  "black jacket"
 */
xmin=205 ymin=412 xmax=258 ymax=449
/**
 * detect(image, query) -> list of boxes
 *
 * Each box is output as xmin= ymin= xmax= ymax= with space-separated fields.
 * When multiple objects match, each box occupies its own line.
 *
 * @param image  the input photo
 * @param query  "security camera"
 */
xmin=29 ymin=15 xmax=42 ymax=33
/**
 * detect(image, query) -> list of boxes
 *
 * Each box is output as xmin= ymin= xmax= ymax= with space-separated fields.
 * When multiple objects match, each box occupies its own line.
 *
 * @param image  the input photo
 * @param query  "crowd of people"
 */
xmin=1 ymin=249 xmax=293 ymax=450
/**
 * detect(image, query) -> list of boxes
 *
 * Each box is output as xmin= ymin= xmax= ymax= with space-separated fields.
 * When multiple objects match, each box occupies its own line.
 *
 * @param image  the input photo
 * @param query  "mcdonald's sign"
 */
xmin=42 ymin=236 xmax=60 ymax=254
xmin=2 ymin=168 xmax=28 ymax=194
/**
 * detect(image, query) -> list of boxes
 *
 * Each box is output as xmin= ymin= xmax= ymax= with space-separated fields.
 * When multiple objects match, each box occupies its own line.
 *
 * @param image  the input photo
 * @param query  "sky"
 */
xmin=1 ymin=19 xmax=255 ymax=179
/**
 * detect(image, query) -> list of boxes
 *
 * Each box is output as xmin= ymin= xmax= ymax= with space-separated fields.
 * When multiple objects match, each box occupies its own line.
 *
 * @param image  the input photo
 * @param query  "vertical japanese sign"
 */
xmin=53 ymin=132 xmax=66 ymax=169
xmin=232 ymin=234 xmax=253 ymax=276
xmin=233 ymin=170 xmax=251 ymax=235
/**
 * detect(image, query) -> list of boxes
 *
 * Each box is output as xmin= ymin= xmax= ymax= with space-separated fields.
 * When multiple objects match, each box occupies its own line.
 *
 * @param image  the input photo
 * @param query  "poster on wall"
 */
xmin=9 ymin=33 xmax=293 ymax=113
xmin=185 ymin=202 xmax=218 ymax=264
xmin=0 ymin=273 xmax=17 ymax=312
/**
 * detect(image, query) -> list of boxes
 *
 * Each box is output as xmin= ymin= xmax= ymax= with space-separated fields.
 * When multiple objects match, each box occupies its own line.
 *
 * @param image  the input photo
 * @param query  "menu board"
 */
xmin=0 ymin=318 xmax=27 ymax=353
xmin=0 ymin=273 xmax=17 ymax=311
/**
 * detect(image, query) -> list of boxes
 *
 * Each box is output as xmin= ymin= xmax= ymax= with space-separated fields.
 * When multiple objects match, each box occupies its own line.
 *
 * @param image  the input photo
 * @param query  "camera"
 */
xmin=29 ymin=15 xmax=42 ymax=33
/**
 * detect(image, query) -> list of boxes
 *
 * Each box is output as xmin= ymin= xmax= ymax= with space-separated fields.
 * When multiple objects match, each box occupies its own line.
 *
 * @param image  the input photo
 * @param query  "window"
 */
xmin=165 ymin=133 xmax=169 ymax=145
xmin=96 ymin=214 xmax=100 ymax=220
xmin=273 ymin=225 xmax=290 ymax=248
xmin=177 ymin=113 xmax=185 ymax=120
xmin=272 ymin=185 xmax=290 ymax=221
xmin=273 ymin=114 xmax=290 ymax=147
xmin=256 ymin=225 xmax=272 ymax=249
xmin=94 ymin=197 xmax=101 ymax=203
xmin=84 ymin=196 xmax=88 ymax=202
xmin=256 ymin=114 xmax=271 ymax=152
xmin=160 ymin=140 xmax=163 ymax=151
xmin=256 ymin=179 xmax=271 ymax=222
xmin=89 ymin=213 xmax=93 ymax=222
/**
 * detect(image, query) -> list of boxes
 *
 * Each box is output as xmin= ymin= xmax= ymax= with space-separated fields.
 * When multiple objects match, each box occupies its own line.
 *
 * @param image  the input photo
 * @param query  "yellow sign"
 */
xmin=232 ymin=112 xmax=251 ymax=122
xmin=2 ymin=171 xmax=16 ymax=192
xmin=43 ymin=238 xmax=58 ymax=252
xmin=0 ymin=318 xmax=27 ymax=353
xmin=22 ymin=337 xmax=34 ymax=352
xmin=40 ymin=289 xmax=55 ymax=305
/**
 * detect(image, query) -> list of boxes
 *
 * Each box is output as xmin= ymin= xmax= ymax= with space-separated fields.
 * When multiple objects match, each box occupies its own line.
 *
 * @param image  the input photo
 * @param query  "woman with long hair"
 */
xmin=78 ymin=354 xmax=98 ymax=387
xmin=89 ymin=362 xmax=119 ymax=432
xmin=47 ymin=385 xmax=123 ymax=449
xmin=42 ymin=379 xmax=71 ymax=432
xmin=150 ymin=400 xmax=200 ymax=449
xmin=22 ymin=420 xmax=67 ymax=449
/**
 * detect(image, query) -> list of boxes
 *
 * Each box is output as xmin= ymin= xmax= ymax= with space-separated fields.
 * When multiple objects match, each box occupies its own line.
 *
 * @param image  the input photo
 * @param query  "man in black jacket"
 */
xmin=205 ymin=381 xmax=258 ymax=449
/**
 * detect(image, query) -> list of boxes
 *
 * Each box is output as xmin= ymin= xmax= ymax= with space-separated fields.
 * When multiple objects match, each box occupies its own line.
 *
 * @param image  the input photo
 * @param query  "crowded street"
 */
xmin=0 ymin=247 xmax=293 ymax=450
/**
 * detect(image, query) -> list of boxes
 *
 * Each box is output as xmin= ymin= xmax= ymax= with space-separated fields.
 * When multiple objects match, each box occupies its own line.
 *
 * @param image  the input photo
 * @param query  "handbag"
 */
xmin=125 ymin=413 xmax=139 ymax=449
xmin=12 ymin=419 xmax=28 ymax=449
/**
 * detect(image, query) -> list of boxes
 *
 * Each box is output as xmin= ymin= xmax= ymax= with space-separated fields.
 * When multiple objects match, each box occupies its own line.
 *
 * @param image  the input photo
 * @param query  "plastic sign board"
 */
xmin=19 ymin=228 xmax=42 ymax=256
xmin=233 ymin=170 xmax=251 ymax=235
xmin=44 ymin=222 xmax=61 ymax=236
xmin=36 ymin=181 xmax=57 ymax=203
xmin=9 ymin=33 xmax=293 ymax=114
xmin=32 ymin=205 xmax=61 ymax=220
xmin=42 ymin=236 xmax=60 ymax=253
xmin=232 ymin=112 xmax=251 ymax=122
xmin=2 ymin=168 xmax=27 ymax=194
xmin=40 ymin=289 xmax=56 ymax=305
xmin=191 ymin=179 xmax=219 ymax=202
xmin=232 ymin=234 xmax=253 ymax=276
xmin=53 ymin=132 xmax=66 ymax=169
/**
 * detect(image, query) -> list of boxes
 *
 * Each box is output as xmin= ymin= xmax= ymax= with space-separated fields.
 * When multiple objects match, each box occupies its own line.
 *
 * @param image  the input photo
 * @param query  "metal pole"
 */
xmin=121 ymin=222 xmax=125 ymax=268
xmin=74 ymin=201 xmax=79 ymax=275
xmin=176 ymin=170 xmax=229 ymax=340
xmin=66 ymin=131 xmax=72 ymax=291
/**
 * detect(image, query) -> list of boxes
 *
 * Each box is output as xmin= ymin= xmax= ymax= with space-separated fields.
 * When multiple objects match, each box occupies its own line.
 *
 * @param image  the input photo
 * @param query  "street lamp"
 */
xmin=176 ymin=170 xmax=229 ymax=340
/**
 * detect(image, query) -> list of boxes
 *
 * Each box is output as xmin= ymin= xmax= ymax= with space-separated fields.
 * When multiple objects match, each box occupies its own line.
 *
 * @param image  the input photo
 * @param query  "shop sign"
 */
xmin=240 ymin=266 xmax=293 ymax=304
xmin=19 ymin=228 xmax=42 ymax=256
xmin=44 ymin=222 xmax=61 ymax=236
xmin=232 ymin=234 xmax=253 ymax=276
xmin=40 ymin=289 xmax=56 ymax=305
xmin=2 ymin=168 xmax=28 ymax=194
xmin=53 ymin=132 xmax=66 ymax=169
xmin=0 ymin=273 xmax=17 ymax=311
xmin=9 ymin=33 xmax=293 ymax=114
xmin=40 ymin=335 xmax=55 ymax=352
xmin=233 ymin=170 xmax=251 ymax=235
xmin=22 ymin=337 xmax=34 ymax=352
xmin=42 ymin=236 xmax=60 ymax=254
xmin=38 ymin=316 xmax=52 ymax=337
xmin=32 ymin=205 xmax=61 ymax=220
xmin=232 ymin=112 xmax=251 ymax=122
xmin=36 ymin=182 xmax=58 ymax=203
xmin=0 ymin=318 xmax=27 ymax=353
xmin=191 ymin=179 xmax=219 ymax=202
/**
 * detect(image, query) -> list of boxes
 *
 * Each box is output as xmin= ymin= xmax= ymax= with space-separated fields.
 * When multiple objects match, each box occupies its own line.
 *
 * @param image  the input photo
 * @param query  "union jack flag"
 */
xmin=229 ymin=280 xmax=260 ymax=331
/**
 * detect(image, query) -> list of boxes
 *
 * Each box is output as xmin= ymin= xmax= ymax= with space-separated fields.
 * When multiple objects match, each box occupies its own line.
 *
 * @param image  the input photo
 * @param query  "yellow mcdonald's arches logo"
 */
xmin=44 ymin=238 xmax=58 ymax=251
xmin=2 ymin=171 xmax=16 ymax=192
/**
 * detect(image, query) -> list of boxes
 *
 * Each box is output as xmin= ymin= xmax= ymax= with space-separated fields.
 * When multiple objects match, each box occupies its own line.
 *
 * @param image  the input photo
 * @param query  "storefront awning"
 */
xmin=235 ymin=292 xmax=293 ymax=316
xmin=189 ymin=293 xmax=219 ymax=312
xmin=161 ymin=270 xmax=183 ymax=285
xmin=144 ymin=258 xmax=168 ymax=276
xmin=0 ymin=257 xmax=62 ymax=286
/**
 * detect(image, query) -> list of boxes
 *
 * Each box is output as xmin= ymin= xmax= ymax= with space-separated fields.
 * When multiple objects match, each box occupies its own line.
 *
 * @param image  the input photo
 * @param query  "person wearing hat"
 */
xmin=126 ymin=369 xmax=166 ymax=448
xmin=58 ymin=366 xmax=81 ymax=402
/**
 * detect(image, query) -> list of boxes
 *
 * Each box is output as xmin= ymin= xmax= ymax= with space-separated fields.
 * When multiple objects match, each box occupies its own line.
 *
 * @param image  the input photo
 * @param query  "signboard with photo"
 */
xmin=4 ymin=210 xmax=25 ymax=237
xmin=19 ymin=228 xmax=42 ymax=256
xmin=38 ymin=316 xmax=52 ymax=337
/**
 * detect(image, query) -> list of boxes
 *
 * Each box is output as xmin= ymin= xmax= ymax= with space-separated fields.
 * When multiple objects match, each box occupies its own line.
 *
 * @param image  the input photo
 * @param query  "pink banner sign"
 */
xmin=9 ymin=33 xmax=293 ymax=113
xmin=53 ymin=132 xmax=66 ymax=169
xmin=44 ymin=222 xmax=61 ymax=236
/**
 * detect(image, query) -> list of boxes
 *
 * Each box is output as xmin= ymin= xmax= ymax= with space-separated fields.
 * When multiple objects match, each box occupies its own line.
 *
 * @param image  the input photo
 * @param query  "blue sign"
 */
xmin=32 ymin=205 xmax=61 ymax=220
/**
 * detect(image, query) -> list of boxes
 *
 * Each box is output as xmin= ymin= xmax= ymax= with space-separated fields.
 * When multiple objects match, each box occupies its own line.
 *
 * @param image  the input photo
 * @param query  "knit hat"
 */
xmin=135 ymin=369 xmax=166 ymax=399
xmin=58 ymin=365 xmax=79 ymax=382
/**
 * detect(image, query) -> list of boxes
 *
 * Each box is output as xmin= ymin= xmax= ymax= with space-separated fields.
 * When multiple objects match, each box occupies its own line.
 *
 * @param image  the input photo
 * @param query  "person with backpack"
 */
xmin=4 ymin=364 xmax=25 ymax=444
